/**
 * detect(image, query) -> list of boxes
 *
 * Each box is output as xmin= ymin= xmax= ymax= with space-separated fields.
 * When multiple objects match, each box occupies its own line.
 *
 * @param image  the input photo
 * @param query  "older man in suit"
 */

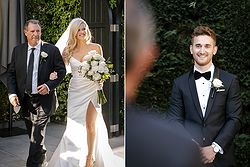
xmin=167 ymin=25 xmax=242 ymax=167
xmin=7 ymin=19 xmax=66 ymax=167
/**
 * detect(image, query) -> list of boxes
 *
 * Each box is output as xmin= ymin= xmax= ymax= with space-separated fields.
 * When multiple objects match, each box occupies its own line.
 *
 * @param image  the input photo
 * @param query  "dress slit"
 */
xmin=47 ymin=53 xmax=124 ymax=167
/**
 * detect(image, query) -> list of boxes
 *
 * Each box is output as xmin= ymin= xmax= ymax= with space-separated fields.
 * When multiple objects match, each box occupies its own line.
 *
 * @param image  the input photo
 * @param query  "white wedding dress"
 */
xmin=47 ymin=54 xmax=124 ymax=167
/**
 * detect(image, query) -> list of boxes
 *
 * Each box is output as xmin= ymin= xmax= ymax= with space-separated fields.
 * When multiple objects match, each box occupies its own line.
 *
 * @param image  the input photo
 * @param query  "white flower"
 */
xmin=211 ymin=78 xmax=225 ymax=97
xmin=83 ymin=54 xmax=93 ymax=61
xmin=212 ymin=78 xmax=224 ymax=88
xmin=104 ymin=67 xmax=109 ymax=73
xmin=93 ymin=53 xmax=102 ymax=60
xmin=93 ymin=73 xmax=101 ymax=81
xmin=100 ymin=57 xmax=106 ymax=61
xmin=99 ymin=61 xmax=107 ymax=67
xmin=78 ymin=50 xmax=113 ymax=82
xmin=92 ymin=66 xmax=99 ymax=72
xmin=77 ymin=50 xmax=113 ymax=104
xmin=91 ymin=61 xmax=99 ymax=67
xmin=41 ymin=51 xmax=48 ymax=58
xmin=98 ymin=66 xmax=105 ymax=73
xmin=81 ymin=61 xmax=90 ymax=71
xmin=87 ymin=70 xmax=94 ymax=76
xmin=40 ymin=51 xmax=48 ymax=63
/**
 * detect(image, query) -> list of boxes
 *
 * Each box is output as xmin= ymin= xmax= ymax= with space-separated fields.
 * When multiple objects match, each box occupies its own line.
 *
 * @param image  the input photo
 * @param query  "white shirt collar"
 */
xmin=28 ymin=40 xmax=42 ymax=51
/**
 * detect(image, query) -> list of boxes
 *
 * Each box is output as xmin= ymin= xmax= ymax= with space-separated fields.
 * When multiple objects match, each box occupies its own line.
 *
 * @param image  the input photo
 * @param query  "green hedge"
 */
xmin=25 ymin=0 xmax=82 ymax=44
xmin=136 ymin=0 xmax=250 ymax=166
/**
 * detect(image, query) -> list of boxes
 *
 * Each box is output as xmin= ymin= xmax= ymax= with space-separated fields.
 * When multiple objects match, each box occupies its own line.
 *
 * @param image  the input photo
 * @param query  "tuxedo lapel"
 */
xmin=204 ymin=68 xmax=220 ymax=120
xmin=188 ymin=70 xmax=203 ymax=119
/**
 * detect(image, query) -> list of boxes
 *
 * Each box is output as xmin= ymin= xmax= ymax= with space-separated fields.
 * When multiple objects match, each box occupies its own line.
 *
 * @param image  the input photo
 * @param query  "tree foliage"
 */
xmin=25 ymin=0 xmax=82 ymax=44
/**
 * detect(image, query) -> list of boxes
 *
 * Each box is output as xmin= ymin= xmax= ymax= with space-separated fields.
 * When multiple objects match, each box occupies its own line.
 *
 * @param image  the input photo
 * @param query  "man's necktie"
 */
xmin=25 ymin=48 xmax=35 ymax=94
xmin=194 ymin=70 xmax=211 ymax=80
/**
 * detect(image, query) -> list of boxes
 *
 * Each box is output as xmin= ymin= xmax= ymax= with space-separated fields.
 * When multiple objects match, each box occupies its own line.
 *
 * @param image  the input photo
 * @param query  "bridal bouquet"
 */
xmin=78 ymin=50 xmax=113 ymax=104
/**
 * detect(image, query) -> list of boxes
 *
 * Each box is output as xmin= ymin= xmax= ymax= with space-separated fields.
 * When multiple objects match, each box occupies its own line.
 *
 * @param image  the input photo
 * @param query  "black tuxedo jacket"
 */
xmin=7 ymin=42 xmax=66 ymax=115
xmin=168 ymin=68 xmax=242 ymax=167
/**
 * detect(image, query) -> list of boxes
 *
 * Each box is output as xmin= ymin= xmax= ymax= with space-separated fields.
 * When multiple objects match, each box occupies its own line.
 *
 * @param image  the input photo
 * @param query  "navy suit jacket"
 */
xmin=7 ymin=42 xmax=66 ymax=115
xmin=168 ymin=67 xmax=242 ymax=167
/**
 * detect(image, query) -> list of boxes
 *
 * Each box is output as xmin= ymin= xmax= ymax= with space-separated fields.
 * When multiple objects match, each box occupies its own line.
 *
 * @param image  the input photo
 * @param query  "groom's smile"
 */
xmin=190 ymin=35 xmax=218 ymax=70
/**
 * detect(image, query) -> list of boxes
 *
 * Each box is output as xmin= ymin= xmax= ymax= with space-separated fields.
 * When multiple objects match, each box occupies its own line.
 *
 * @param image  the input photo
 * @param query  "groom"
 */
xmin=7 ymin=19 xmax=66 ymax=167
xmin=167 ymin=25 xmax=242 ymax=167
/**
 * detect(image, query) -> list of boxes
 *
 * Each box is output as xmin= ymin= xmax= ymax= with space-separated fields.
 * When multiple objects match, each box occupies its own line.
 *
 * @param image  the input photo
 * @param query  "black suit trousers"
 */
xmin=22 ymin=94 xmax=50 ymax=167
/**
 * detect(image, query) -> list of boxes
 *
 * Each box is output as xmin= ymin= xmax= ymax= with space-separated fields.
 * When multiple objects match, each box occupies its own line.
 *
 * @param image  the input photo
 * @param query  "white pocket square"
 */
xmin=216 ymin=89 xmax=225 ymax=92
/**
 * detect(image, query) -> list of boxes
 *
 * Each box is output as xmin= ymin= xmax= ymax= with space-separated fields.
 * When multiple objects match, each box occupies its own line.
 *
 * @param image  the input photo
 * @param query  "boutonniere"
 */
xmin=211 ymin=78 xmax=225 ymax=98
xmin=40 ymin=51 xmax=48 ymax=63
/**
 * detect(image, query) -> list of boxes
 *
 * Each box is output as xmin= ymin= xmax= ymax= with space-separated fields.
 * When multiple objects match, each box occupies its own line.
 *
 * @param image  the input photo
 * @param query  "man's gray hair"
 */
xmin=126 ymin=0 xmax=156 ymax=66
xmin=24 ymin=19 xmax=41 ymax=31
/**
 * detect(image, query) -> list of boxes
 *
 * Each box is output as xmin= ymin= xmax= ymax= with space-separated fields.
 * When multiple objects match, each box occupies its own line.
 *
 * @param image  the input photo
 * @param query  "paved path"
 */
xmin=0 ymin=122 xmax=124 ymax=167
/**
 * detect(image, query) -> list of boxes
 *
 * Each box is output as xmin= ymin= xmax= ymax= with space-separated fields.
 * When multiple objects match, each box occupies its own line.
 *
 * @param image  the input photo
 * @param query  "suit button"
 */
xmin=203 ymin=123 xmax=206 ymax=127
xmin=203 ymin=137 xmax=206 ymax=141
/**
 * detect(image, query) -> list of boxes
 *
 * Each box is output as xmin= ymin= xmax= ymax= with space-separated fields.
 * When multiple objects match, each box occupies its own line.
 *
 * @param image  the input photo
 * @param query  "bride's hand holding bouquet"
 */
xmin=78 ymin=50 xmax=113 ymax=104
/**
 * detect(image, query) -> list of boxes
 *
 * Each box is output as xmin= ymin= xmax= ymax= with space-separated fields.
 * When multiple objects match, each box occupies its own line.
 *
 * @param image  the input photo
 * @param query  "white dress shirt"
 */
xmin=194 ymin=65 xmax=214 ymax=117
xmin=194 ymin=64 xmax=223 ymax=154
xmin=27 ymin=41 xmax=41 ymax=94
xmin=9 ymin=40 xmax=42 ymax=100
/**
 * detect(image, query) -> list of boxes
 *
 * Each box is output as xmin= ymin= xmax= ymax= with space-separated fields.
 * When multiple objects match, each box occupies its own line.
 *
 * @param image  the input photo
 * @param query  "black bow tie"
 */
xmin=194 ymin=71 xmax=211 ymax=80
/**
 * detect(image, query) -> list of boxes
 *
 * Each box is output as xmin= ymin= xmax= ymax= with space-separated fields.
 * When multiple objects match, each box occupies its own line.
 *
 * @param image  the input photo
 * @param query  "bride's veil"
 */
xmin=55 ymin=18 xmax=83 ymax=74
xmin=54 ymin=18 xmax=82 ymax=109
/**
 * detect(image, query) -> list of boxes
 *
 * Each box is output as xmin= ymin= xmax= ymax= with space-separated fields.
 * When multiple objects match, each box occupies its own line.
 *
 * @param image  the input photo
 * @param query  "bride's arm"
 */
xmin=62 ymin=49 xmax=72 ymax=74
xmin=94 ymin=43 xmax=103 ymax=57
xmin=62 ymin=48 xmax=69 ymax=65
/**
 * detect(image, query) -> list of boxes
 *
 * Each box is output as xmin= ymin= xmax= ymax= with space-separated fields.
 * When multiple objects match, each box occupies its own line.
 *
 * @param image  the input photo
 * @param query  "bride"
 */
xmin=47 ymin=18 xmax=124 ymax=167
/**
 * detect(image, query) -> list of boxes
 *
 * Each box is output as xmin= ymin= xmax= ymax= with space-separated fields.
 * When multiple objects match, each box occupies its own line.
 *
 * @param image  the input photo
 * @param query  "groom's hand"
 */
xmin=200 ymin=145 xmax=216 ymax=164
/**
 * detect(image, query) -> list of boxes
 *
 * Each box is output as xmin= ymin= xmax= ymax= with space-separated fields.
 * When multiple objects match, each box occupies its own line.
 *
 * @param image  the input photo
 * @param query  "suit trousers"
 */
xmin=22 ymin=94 xmax=50 ymax=167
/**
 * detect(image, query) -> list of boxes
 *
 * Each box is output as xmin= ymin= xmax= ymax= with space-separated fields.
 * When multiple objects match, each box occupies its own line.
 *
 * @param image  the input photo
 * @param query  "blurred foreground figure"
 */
xmin=125 ymin=0 xmax=201 ymax=167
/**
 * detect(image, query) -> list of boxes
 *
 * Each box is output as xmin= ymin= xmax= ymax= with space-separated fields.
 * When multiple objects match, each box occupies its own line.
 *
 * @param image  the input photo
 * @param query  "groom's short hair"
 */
xmin=24 ymin=19 xmax=41 ymax=31
xmin=191 ymin=26 xmax=217 ymax=45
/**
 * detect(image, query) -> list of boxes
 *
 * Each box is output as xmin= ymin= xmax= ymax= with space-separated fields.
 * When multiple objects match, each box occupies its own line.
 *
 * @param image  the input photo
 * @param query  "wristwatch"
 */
xmin=212 ymin=144 xmax=219 ymax=153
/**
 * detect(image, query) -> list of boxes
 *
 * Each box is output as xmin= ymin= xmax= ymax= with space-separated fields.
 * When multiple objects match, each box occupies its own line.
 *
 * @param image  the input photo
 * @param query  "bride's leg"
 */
xmin=85 ymin=102 xmax=97 ymax=167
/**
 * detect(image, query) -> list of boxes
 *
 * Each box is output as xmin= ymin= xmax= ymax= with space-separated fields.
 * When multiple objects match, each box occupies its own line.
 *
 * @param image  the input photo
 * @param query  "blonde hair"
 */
xmin=63 ymin=18 xmax=92 ymax=63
